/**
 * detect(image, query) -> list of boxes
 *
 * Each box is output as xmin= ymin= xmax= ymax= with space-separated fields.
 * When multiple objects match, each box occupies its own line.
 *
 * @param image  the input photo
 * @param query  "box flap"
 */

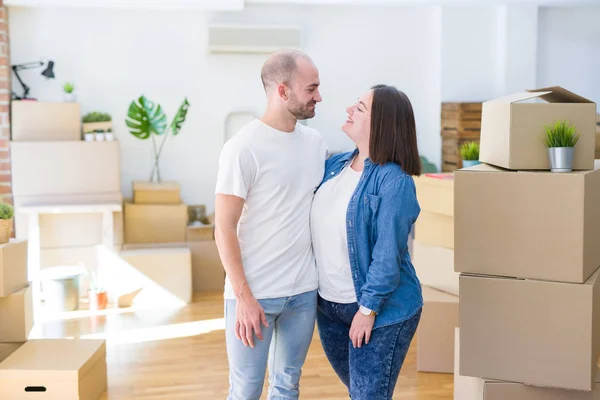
xmin=527 ymin=86 xmax=594 ymax=104
xmin=0 ymin=339 xmax=105 ymax=381
xmin=421 ymin=285 xmax=458 ymax=303
xmin=486 ymin=91 xmax=550 ymax=104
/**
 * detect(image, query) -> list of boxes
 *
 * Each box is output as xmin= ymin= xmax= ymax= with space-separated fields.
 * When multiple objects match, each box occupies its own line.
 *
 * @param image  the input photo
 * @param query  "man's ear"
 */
xmin=278 ymin=84 xmax=288 ymax=101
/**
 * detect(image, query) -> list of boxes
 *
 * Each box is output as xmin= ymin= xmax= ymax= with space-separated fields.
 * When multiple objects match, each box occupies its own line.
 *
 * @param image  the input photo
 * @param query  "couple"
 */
xmin=214 ymin=49 xmax=423 ymax=400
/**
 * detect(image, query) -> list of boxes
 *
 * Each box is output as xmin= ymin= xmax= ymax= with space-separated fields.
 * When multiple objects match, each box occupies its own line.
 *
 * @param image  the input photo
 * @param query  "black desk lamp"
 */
xmin=11 ymin=60 xmax=55 ymax=100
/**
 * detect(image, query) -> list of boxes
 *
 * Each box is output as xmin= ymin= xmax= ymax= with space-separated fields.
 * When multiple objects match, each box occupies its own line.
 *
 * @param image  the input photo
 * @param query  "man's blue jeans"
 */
xmin=225 ymin=289 xmax=317 ymax=400
xmin=316 ymin=295 xmax=421 ymax=400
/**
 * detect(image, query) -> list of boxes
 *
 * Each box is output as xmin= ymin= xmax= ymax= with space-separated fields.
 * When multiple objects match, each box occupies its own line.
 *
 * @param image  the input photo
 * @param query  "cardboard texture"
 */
xmin=132 ymin=181 xmax=181 ymax=205
xmin=454 ymin=328 xmax=600 ymax=400
xmin=188 ymin=241 xmax=225 ymax=292
xmin=414 ymin=211 xmax=453 ymax=249
xmin=13 ymin=194 xmax=124 ymax=246
xmin=414 ymin=173 xmax=454 ymax=217
xmin=119 ymin=247 xmax=192 ymax=305
xmin=11 ymin=101 xmax=81 ymax=142
xmin=124 ymin=202 xmax=188 ymax=244
xmin=186 ymin=224 xmax=215 ymax=242
xmin=11 ymin=142 xmax=121 ymax=197
xmin=0 ymin=343 xmax=23 ymax=364
xmin=0 ymin=285 xmax=33 ymax=342
xmin=417 ymin=286 xmax=458 ymax=373
xmin=455 ymin=163 xmax=600 ymax=283
xmin=0 ymin=339 xmax=107 ymax=400
xmin=412 ymin=241 xmax=458 ymax=296
xmin=0 ymin=240 xmax=28 ymax=298
xmin=459 ymin=268 xmax=600 ymax=391
xmin=479 ymin=86 xmax=596 ymax=170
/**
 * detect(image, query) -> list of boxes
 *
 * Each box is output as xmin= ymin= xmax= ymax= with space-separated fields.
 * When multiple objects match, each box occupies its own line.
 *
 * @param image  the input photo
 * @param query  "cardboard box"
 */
xmin=479 ymin=86 xmax=596 ymax=170
xmin=11 ymin=142 xmax=121 ymax=197
xmin=455 ymin=162 xmax=600 ymax=283
xmin=124 ymin=202 xmax=187 ymax=244
xmin=0 ymin=343 xmax=23 ymax=364
xmin=133 ymin=181 xmax=181 ymax=205
xmin=11 ymin=101 xmax=81 ymax=142
xmin=414 ymin=173 xmax=454 ymax=216
xmin=417 ymin=286 xmax=458 ymax=373
xmin=414 ymin=211 xmax=453 ymax=249
xmin=0 ymin=339 xmax=107 ymax=400
xmin=0 ymin=240 xmax=28 ymax=297
xmin=186 ymin=224 xmax=214 ymax=242
xmin=0 ymin=285 xmax=33 ymax=342
xmin=454 ymin=327 xmax=600 ymax=400
xmin=118 ymin=247 xmax=192 ymax=305
xmin=412 ymin=241 xmax=458 ymax=296
xmin=189 ymin=241 xmax=225 ymax=292
xmin=459 ymin=268 xmax=600 ymax=391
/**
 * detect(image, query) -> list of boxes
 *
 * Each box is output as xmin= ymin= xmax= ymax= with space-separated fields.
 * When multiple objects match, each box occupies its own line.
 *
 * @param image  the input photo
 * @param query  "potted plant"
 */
xmin=88 ymin=269 xmax=107 ymax=311
xmin=0 ymin=203 xmax=13 ymax=244
xmin=63 ymin=82 xmax=76 ymax=102
xmin=84 ymin=131 xmax=95 ymax=141
xmin=460 ymin=141 xmax=481 ymax=168
xmin=82 ymin=112 xmax=112 ymax=135
xmin=543 ymin=120 xmax=580 ymax=173
xmin=126 ymin=95 xmax=190 ymax=183
xmin=105 ymin=128 xmax=114 ymax=142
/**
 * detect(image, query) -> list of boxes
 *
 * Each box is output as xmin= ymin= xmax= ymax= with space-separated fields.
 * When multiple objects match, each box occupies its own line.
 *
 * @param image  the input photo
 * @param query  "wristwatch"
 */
xmin=359 ymin=305 xmax=376 ymax=316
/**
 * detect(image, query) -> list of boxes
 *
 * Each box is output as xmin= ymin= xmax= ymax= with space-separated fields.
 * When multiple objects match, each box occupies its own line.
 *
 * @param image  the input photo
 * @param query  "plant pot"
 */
xmin=548 ymin=147 xmax=575 ymax=173
xmin=104 ymin=133 xmax=115 ymax=142
xmin=0 ymin=218 xmax=12 ymax=244
xmin=89 ymin=291 xmax=108 ymax=310
xmin=84 ymin=133 xmax=95 ymax=142
xmin=462 ymin=160 xmax=481 ymax=168
xmin=95 ymin=133 xmax=105 ymax=141
xmin=63 ymin=93 xmax=76 ymax=103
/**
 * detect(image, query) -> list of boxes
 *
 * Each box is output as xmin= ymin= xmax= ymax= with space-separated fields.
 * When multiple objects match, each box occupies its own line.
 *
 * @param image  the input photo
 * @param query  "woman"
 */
xmin=310 ymin=84 xmax=423 ymax=399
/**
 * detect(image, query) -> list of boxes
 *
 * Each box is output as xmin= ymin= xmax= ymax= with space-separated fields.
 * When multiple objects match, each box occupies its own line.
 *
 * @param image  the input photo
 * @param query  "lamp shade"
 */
xmin=41 ymin=61 xmax=55 ymax=79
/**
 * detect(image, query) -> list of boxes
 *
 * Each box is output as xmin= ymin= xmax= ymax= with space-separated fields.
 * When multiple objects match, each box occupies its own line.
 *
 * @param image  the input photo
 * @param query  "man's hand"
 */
xmin=349 ymin=311 xmax=375 ymax=348
xmin=236 ymin=292 xmax=269 ymax=348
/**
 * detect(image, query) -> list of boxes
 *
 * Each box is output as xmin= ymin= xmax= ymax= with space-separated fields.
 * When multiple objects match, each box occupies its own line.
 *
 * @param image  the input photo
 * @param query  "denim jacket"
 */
xmin=318 ymin=149 xmax=423 ymax=329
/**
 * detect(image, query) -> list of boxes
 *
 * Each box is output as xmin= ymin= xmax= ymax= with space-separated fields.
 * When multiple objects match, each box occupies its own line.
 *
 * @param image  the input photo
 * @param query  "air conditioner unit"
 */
xmin=208 ymin=24 xmax=302 ymax=54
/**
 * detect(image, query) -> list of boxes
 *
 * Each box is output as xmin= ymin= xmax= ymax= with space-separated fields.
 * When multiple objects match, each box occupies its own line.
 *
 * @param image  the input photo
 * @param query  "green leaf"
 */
xmin=170 ymin=98 xmax=190 ymax=136
xmin=125 ymin=96 xmax=167 ymax=140
xmin=459 ymin=141 xmax=480 ymax=161
xmin=542 ymin=120 xmax=580 ymax=148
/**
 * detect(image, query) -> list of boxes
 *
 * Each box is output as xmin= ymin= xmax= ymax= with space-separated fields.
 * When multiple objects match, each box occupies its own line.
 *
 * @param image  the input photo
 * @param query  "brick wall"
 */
xmin=0 ymin=0 xmax=11 ymax=206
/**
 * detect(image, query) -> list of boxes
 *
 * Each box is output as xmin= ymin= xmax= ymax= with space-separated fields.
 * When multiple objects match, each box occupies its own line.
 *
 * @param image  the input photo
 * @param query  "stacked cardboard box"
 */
xmin=186 ymin=213 xmax=225 ymax=292
xmin=413 ymin=173 xmax=459 ymax=373
xmin=455 ymin=86 xmax=600 ymax=395
xmin=124 ymin=182 xmax=187 ymax=244
xmin=441 ymin=102 xmax=482 ymax=172
xmin=595 ymin=113 xmax=600 ymax=159
xmin=0 ymin=239 xmax=31 ymax=364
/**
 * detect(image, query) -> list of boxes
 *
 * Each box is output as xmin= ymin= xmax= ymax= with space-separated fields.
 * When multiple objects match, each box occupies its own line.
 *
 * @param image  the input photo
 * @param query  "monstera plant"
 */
xmin=125 ymin=95 xmax=190 ymax=182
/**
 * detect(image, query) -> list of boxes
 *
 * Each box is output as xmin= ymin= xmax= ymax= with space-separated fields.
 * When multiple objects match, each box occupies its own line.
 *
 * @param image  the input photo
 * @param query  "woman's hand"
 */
xmin=349 ymin=311 xmax=375 ymax=348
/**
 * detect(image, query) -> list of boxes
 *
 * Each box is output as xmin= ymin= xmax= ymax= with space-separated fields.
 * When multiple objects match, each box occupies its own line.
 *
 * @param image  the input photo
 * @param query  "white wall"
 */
xmin=9 ymin=4 xmax=440 ymax=211
xmin=537 ymin=6 xmax=600 ymax=109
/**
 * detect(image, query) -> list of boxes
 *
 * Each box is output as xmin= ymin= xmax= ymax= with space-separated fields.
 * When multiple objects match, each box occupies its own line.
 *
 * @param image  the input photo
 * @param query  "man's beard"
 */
xmin=287 ymin=94 xmax=316 ymax=120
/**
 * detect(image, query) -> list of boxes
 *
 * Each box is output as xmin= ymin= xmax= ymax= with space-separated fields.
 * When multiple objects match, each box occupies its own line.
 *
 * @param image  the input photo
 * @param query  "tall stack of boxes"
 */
xmin=454 ymin=86 xmax=600 ymax=398
xmin=413 ymin=173 xmax=459 ymax=373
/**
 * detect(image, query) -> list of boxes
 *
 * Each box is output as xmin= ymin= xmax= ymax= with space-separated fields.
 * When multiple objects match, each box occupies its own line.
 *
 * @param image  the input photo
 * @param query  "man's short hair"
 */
xmin=260 ymin=49 xmax=310 ymax=90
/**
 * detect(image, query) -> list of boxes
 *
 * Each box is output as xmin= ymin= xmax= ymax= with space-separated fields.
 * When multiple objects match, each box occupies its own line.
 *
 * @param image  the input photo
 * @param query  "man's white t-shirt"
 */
xmin=310 ymin=160 xmax=362 ymax=303
xmin=215 ymin=119 xmax=328 ymax=300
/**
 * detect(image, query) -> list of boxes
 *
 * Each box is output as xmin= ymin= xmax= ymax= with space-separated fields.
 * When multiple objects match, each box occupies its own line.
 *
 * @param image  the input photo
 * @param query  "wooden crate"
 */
xmin=441 ymin=102 xmax=482 ymax=139
xmin=442 ymin=137 xmax=480 ymax=172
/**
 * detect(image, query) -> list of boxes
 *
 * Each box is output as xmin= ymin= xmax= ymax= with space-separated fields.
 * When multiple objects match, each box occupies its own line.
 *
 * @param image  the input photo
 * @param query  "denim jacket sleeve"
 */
xmin=358 ymin=176 xmax=420 ymax=314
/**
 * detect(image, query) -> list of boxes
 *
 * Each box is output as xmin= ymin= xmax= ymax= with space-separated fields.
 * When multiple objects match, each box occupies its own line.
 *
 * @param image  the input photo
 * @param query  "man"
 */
xmin=214 ymin=49 xmax=328 ymax=400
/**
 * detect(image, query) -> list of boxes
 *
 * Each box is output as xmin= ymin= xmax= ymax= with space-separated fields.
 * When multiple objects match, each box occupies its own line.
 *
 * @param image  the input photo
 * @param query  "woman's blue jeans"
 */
xmin=316 ymin=295 xmax=421 ymax=400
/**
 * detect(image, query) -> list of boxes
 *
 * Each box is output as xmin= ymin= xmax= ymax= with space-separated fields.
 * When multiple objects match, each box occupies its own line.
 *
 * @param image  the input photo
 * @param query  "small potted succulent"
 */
xmin=543 ymin=120 xmax=580 ymax=173
xmin=84 ymin=131 xmax=95 ymax=142
xmin=105 ymin=128 xmax=114 ymax=142
xmin=459 ymin=141 xmax=481 ymax=168
xmin=0 ymin=203 xmax=13 ymax=244
xmin=82 ymin=112 xmax=112 ymax=136
xmin=63 ymin=82 xmax=76 ymax=102
xmin=94 ymin=129 xmax=105 ymax=141
xmin=88 ymin=269 xmax=107 ymax=311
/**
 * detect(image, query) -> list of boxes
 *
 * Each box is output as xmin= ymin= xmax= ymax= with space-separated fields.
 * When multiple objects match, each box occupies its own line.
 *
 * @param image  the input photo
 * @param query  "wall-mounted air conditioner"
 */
xmin=208 ymin=24 xmax=302 ymax=54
